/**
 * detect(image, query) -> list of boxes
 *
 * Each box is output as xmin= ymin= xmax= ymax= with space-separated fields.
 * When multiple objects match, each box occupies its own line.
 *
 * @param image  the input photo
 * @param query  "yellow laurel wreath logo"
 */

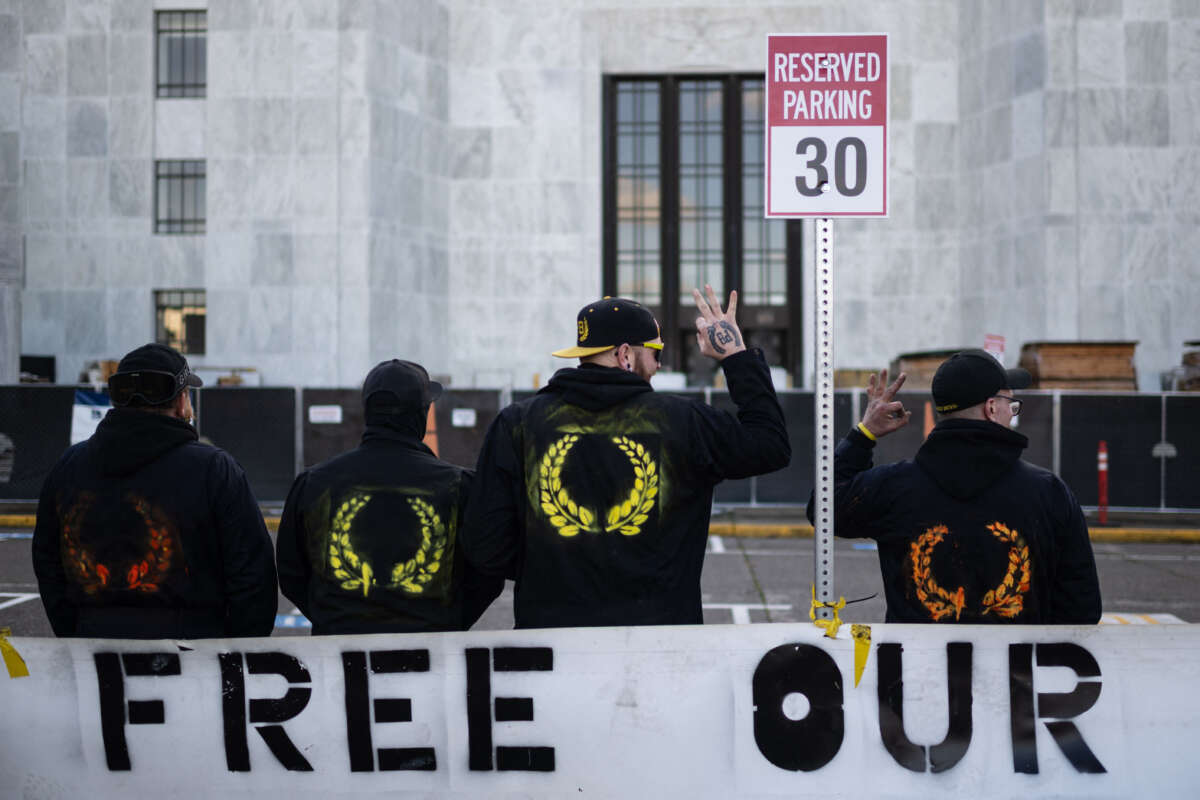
xmin=980 ymin=521 xmax=1031 ymax=618
xmin=329 ymin=493 xmax=374 ymax=595
xmin=910 ymin=521 xmax=1031 ymax=621
xmin=328 ymin=493 xmax=448 ymax=596
xmin=538 ymin=434 xmax=658 ymax=538
xmin=390 ymin=498 xmax=448 ymax=594
xmin=539 ymin=435 xmax=598 ymax=537
xmin=578 ymin=319 xmax=589 ymax=342
xmin=605 ymin=436 xmax=658 ymax=536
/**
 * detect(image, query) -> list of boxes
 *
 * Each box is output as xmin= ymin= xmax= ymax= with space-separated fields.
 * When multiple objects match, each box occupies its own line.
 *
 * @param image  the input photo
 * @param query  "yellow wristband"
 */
xmin=856 ymin=422 xmax=877 ymax=442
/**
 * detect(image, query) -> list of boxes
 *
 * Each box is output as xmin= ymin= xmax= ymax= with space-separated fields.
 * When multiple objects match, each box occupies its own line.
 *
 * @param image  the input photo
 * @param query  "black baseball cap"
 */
xmin=931 ymin=349 xmax=1032 ymax=413
xmin=362 ymin=359 xmax=443 ymax=413
xmin=108 ymin=343 xmax=202 ymax=406
xmin=552 ymin=298 xmax=663 ymax=358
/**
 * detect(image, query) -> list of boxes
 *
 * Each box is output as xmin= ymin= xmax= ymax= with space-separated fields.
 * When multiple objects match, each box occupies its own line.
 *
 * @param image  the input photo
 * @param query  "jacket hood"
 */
xmin=914 ymin=418 xmax=1028 ymax=500
xmin=360 ymin=424 xmax=437 ymax=454
xmin=540 ymin=364 xmax=653 ymax=412
xmin=90 ymin=408 xmax=199 ymax=476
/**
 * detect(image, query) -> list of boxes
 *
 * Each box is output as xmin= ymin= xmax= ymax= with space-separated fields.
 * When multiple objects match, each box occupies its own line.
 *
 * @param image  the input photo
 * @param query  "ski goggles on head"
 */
xmin=108 ymin=368 xmax=195 ymax=406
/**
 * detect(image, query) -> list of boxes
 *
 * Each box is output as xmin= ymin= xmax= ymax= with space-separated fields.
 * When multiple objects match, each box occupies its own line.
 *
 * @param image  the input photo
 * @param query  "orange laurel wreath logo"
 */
xmin=60 ymin=494 xmax=177 ymax=594
xmin=909 ymin=521 xmax=1031 ymax=621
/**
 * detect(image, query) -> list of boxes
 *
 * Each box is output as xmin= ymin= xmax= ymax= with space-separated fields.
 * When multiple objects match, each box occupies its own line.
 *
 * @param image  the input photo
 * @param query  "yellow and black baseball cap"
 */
xmin=932 ymin=349 xmax=1032 ymax=413
xmin=552 ymin=298 xmax=663 ymax=358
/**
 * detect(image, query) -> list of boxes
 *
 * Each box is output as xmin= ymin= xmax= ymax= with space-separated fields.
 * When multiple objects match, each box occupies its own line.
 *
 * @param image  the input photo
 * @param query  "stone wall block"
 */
xmin=68 ymin=34 xmax=108 ymax=96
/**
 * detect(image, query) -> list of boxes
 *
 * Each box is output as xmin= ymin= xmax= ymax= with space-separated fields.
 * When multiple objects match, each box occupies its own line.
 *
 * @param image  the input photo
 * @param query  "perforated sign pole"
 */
xmin=813 ymin=218 xmax=835 ymax=617
xmin=765 ymin=33 xmax=888 ymax=619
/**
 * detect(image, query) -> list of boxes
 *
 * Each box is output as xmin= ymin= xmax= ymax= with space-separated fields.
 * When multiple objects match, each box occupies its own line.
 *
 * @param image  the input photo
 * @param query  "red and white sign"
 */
xmin=765 ymin=33 xmax=888 ymax=217
xmin=984 ymin=334 xmax=1006 ymax=362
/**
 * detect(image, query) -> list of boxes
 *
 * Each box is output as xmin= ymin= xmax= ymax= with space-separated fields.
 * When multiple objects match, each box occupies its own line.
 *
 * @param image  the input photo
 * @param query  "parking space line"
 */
xmin=0 ymin=593 xmax=39 ymax=611
xmin=708 ymin=535 xmax=726 ymax=554
xmin=703 ymin=603 xmax=792 ymax=624
xmin=1100 ymin=613 xmax=1185 ymax=625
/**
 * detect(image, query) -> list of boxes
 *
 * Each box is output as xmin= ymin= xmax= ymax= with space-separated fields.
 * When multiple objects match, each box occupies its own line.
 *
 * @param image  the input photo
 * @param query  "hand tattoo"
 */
xmin=706 ymin=321 xmax=742 ymax=354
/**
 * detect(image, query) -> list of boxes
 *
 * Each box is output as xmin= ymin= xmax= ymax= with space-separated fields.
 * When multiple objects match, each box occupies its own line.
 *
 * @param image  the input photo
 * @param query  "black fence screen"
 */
xmin=195 ymin=388 xmax=295 ymax=503
xmin=2 ymin=386 xmax=1197 ymax=510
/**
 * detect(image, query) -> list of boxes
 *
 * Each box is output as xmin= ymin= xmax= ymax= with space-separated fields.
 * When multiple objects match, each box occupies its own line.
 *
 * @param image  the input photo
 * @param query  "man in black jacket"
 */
xmin=813 ymin=349 xmax=1101 ymax=624
xmin=32 ymin=343 xmax=278 ymax=638
xmin=276 ymin=359 xmax=503 ymax=634
xmin=462 ymin=286 xmax=791 ymax=628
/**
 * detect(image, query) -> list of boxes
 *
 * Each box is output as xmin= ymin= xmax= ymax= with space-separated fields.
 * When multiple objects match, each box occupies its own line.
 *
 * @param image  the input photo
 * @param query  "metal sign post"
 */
xmin=765 ymin=33 xmax=889 ymax=618
xmin=813 ymin=217 xmax=835 ymax=616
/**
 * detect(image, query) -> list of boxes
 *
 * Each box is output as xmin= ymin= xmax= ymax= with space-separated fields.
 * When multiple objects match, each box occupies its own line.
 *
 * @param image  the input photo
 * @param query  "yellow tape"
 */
xmin=852 ymin=624 xmax=871 ymax=687
xmin=809 ymin=585 xmax=846 ymax=639
xmin=0 ymin=627 xmax=30 ymax=679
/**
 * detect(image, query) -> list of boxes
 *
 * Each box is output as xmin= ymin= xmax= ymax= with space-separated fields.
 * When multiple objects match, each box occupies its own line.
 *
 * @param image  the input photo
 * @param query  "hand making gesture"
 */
xmin=860 ymin=369 xmax=911 ymax=439
xmin=693 ymin=284 xmax=746 ymax=362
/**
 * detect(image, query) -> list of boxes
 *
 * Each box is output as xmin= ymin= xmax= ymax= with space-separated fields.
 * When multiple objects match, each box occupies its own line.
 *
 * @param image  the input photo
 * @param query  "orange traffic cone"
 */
xmin=423 ymin=403 xmax=439 ymax=456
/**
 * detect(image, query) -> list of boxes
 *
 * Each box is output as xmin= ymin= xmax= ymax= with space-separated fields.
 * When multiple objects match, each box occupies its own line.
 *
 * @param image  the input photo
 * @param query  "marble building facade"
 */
xmin=3 ymin=0 xmax=1198 ymax=390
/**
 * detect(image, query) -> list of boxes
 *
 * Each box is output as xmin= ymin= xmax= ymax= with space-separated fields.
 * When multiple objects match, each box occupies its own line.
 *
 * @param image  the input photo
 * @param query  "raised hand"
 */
xmin=860 ymin=369 xmax=911 ymax=438
xmin=693 ymin=284 xmax=746 ymax=362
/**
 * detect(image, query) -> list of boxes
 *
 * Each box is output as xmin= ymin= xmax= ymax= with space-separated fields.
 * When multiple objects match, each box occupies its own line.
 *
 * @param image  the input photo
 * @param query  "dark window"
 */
xmin=155 ymin=290 xmax=206 ymax=355
xmin=156 ymin=11 xmax=207 ymax=98
xmin=603 ymin=75 xmax=802 ymax=382
xmin=154 ymin=160 xmax=205 ymax=234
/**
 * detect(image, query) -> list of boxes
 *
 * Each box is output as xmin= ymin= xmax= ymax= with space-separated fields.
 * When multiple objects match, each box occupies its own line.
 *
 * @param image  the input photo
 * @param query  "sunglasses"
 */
xmin=108 ymin=369 xmax=189 ymax=406
xmin=640 ymin=341 xmax=664 ymax=364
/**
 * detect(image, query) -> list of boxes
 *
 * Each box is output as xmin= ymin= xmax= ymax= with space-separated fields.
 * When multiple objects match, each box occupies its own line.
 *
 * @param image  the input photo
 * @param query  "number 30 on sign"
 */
xmin=765 ymin=34 xmax=888 ymax=217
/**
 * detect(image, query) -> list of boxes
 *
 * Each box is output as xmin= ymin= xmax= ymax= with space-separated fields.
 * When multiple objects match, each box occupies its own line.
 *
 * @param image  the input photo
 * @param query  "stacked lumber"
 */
xmin=834 ymin=368 xmax=879 ymax=389
xmin=887 ymin=349 xmax=962 ymax=390
xmin=1178 ymin=341 xmax=1200 ymax=391
xmin=1018 ymin=341 xmax=1137 ymax=390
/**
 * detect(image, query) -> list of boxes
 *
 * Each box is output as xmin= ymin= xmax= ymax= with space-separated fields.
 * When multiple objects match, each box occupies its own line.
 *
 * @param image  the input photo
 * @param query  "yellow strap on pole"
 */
xmin=0 ymin=627 xmax=30 ymax=679
xmin=851 ymin=623 xmax=872 ymax=687
xmin=809 ymin=585 xmax=846 ymax=639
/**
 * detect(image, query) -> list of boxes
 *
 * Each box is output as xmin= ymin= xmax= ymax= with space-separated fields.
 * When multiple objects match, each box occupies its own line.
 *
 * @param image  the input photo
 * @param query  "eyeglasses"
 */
xmin=993 ymin=396 xmax=1021 ymax=416
xmin=640 ymin=341 xmax=663 ymax=365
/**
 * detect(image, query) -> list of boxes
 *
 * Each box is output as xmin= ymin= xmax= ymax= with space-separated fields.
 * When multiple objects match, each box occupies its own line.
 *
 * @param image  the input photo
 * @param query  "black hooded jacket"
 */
xmin=812 ymin=419 xmax=1101 ymax=624
xmin=32 ymin=409 xmax=278 ymax=638
xmin=276 ymin=423 xmax=504 ymax=635
xmin=461 ymin=348 xmax=790 ymax=629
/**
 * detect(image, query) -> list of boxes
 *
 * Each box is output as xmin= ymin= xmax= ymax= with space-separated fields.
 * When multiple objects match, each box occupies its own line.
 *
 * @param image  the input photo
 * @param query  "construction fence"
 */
xmin=1 ymin=386 xmax=1197 ymax=511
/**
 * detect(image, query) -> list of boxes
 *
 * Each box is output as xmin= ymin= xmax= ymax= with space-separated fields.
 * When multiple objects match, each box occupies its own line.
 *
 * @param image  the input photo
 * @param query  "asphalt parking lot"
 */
xmin=5 ymin=529 xmax=1197 ymax=636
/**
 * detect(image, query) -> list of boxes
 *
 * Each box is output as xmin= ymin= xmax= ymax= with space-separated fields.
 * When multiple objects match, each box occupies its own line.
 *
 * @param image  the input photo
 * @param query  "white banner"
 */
xmin=70 ymin=389 xmax=112 ymax=445
xmin=2 ymin=623 xmax=1198 ymax=798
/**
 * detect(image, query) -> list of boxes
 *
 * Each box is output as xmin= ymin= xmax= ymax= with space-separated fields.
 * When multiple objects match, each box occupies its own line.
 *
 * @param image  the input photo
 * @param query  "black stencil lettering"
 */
xmin=752 ymin=643 xmax=844 ymax=772
xmin=495 ymin=697 xmax=534 ymax=722
xmin=876 ymin=643 xmax=924 ymax=772
xmin=1035 ymin=643 xmax=1106 ymax=774
xmin=373 ymin=698 xmax=413 ymax=723
xmin=497 ymin=746 xmax=556 ymax=771
xmin=343 ymin=651 xmax=375 ymax=772
xmin=1009 ymin=644 xmax=1038 ymax=774
xmin=372 ymin=649 xmax=430 ymax=674
xmin=879 ymin=643 xmax=974 ymax=773
xmin=468 ymin=647 xmax=556 ymax=772
xmin=94 ymin=653 xmax=131 ymax=771
xmin=493 ymin=647 xmax=553 ymax=672
xmin=94 ymin=652 xmax=181 ymax=771
xmin=221 ymin=651 xmax=314 ymax=772
xmin=219 ymin=652 xmax=250 ymax=772
xmin=466 ymin=648 xmax=493 ymax=771
xmin=343 ymin=650 xmax=435 ymax=773
xmin=929 ymin=643 xmax=973 ymax=773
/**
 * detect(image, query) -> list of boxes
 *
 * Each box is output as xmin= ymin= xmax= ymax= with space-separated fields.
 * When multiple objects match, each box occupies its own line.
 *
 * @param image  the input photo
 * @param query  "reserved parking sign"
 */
xmin=765 ymin=33 xmax=888 ymax=217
